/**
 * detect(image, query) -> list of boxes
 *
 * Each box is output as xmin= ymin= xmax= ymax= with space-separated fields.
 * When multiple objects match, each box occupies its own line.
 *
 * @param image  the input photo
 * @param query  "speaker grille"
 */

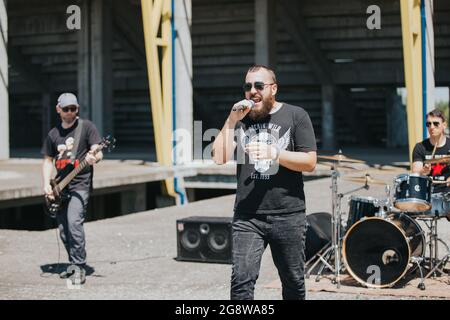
xmin=207 ymin=229 xmax=230 ymax=253
xmin=181 ymin=228 xmax=201 ymax=251
xmin=176 ymin=216 xmax=233 ymax=264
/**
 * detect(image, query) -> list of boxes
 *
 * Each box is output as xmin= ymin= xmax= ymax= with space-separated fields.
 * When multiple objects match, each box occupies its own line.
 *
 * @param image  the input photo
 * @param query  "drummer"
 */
xmin=412 ymin=109 xmax=450 ymax=193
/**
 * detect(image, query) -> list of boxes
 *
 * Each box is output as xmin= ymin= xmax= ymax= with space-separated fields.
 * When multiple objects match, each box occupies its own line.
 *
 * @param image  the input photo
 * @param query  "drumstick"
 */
xmin=421 ymin=135 xmax=439 ymax=173
xmin=426 ymin=132 xmax=440 ymax=169
xmin=431 ymin=129 xmax=445 ymax=159
xmin=421 ymin=141 xmax=438 ymax=172
xmin=431 ymin=140 xmax=438 ymax=159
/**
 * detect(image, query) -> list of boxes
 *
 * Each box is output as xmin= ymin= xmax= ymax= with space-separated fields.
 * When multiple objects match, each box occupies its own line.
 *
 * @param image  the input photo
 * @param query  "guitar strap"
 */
xmin=70 ymin=118 xmax=84 ymax=164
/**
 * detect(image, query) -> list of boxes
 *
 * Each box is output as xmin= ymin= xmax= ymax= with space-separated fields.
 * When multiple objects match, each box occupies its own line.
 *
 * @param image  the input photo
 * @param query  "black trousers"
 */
xmin=230 ymin=211 xmax=307 ymax=300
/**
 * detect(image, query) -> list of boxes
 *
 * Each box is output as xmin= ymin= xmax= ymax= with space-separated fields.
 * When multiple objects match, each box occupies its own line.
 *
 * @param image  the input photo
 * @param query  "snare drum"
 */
xmin=346 ymin=196 xmax=378 ymax=229
xmin=393 ymin=174 xmax=432 ymax=212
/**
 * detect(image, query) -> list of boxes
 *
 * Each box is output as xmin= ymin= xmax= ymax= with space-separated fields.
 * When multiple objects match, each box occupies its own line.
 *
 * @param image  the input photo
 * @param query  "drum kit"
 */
xmin=305 ymin=151 xmax=450 ymax=290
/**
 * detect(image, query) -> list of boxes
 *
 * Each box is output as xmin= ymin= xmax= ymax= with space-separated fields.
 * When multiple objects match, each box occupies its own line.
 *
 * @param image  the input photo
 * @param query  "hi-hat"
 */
xmin=343 ymin=175 xmax=387 ymax=185
xmin=318 ymin=154 xmax=365 ymax=163
xmin=423 ymin=156 xmax=450 ymax=164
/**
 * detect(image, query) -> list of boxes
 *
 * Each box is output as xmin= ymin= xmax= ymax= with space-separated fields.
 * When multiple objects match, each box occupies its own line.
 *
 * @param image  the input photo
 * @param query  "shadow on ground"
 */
xmin=40 ymin=263 xmax=96 ymax=277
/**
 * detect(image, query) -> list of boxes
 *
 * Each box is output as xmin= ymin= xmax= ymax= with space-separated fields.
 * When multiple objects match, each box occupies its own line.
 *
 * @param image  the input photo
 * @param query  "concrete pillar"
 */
xmin=321 ymin=85 xmax=336 ymax=150
xmin=386 ymin=88 xmax=408 ymax=148
xmin=77 ymin=0 xmax=113 ymax=136
xmin=121 ymin=184 xmax=147 ymax=214
xmin=0 ymin=1 xmax=9 ymax=159
xmin=91 ymin=0 xmax=113 ymax=136
xmin=448 ymin=87 xmax=450 ymax=136
xmin=41 ymin=93 xmax=51 ymax=143
xmin=254 ymin=0 xmax=276 ymax=67
xmin=77 ymin=0 xmax=91 ymax=119
xmin=174 ymin=0 xmax=193 ymax=163
xmin=424 ymin=0 xmax=435 ymax=114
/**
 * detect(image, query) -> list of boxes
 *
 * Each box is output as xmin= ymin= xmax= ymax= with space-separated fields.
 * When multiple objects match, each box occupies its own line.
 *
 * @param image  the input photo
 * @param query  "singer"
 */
xmin=212 ymin=65 xmax=317 ymax=300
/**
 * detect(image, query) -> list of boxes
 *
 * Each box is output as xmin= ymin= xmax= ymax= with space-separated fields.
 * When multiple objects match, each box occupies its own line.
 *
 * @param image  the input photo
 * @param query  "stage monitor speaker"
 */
xmin=176 ymin=216 xmax=233 ymax=264
xmin=305 ymin=212 xmax=332 ymax=262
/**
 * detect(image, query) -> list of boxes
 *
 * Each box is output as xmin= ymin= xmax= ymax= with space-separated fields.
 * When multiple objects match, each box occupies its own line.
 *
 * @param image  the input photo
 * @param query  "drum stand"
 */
xmin=305 ymin=164 xmax=369 ymax=288
xmin=420 ymin=217 xmax=450 ymax=281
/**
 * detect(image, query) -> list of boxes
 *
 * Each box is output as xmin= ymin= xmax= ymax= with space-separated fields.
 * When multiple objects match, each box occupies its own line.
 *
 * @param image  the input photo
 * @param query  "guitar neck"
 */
xmin=58 ymin=158 xmax=90 ymax=191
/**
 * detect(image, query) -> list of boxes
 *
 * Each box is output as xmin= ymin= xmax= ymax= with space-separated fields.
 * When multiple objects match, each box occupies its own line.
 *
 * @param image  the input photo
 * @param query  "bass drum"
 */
xmin=342 ymin=213 xmax=424 ymax=288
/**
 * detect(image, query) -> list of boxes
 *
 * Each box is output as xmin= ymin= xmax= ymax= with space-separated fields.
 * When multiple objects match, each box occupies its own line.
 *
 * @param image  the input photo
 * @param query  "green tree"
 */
xmin=435 ymin=100 xmax=449 ymax=121
xmin=435 ymin=100 xmax=449 ymax=134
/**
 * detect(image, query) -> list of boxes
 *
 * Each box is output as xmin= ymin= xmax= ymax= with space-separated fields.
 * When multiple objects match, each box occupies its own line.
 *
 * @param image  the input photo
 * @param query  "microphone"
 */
xmin=232 ymin=100 xmax=255 ymax=111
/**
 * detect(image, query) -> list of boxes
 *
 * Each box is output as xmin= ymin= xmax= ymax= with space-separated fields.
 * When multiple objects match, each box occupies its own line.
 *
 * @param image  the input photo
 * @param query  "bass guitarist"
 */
xmin=41 ymin=93 xmax=103 ymax=285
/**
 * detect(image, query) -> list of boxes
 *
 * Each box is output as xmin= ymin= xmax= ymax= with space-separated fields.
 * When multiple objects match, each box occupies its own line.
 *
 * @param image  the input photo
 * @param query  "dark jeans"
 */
xmin=230 ymin=211 xmax=307 ymax=300
xmin=56 ymin=190 xmax=89 ymax=266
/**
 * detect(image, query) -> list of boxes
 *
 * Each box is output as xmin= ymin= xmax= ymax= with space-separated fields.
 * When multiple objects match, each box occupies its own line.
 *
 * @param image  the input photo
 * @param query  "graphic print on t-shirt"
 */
xmin=425 ymin=154 xmax=450 ymax=183
xmin=238 ymin=123 xmax=290 ymax=177
xmin=55 ymin=137 xmax=79 ymax=170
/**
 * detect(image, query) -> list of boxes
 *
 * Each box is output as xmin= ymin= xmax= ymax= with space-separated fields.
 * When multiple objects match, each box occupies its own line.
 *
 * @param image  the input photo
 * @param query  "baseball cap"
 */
xmin=57 ymin=93 xmax=79 ymax=108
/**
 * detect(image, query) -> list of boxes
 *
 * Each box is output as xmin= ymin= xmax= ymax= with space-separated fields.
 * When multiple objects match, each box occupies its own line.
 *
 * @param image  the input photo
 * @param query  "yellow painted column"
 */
xmin=141 ymin=0 xmax=176 ymax=197
xmin=400 ymin=0 xmax=423 ymax=163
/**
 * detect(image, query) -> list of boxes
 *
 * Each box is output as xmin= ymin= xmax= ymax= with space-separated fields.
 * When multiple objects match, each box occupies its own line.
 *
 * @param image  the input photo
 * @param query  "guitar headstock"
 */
xmin=100 ymin=135 xmax=116 ymax=152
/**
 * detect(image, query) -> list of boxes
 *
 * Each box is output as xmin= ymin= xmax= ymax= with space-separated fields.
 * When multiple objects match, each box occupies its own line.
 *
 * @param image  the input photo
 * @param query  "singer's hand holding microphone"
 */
xmin=229 ymin=99 xmax=254 ymax=123
xmin=232 ymin=99 xmax=254 ymax=111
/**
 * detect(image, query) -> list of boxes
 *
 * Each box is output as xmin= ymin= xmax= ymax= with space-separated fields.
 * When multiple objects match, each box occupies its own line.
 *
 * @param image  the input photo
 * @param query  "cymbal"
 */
xmin=371 ymin=164 xmax=407 ymax=172
xmin=361 ymin=167 xmax=407 ymax=175
xmin=318 ymin=154 xmax=365 ymax=163
xmin=343 ymin=175 xmax=387 ymax=185
xmin=423 ymin=156 xmax=450 ymax=164
xmin=431 ymin=180 xmax=449 ymax=184
xmin=318 ymin=161 xmax=358 ymax=170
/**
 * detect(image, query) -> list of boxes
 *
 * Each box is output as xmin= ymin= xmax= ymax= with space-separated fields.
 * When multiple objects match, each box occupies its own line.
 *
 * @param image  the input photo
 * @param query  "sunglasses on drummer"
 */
xmin=61 ymin=106 xmax=78 ymax=113
xmin=426 ymin=121 xmax=442 ymax=128
xmin=243 ymin=81 xmax=274 ymax=92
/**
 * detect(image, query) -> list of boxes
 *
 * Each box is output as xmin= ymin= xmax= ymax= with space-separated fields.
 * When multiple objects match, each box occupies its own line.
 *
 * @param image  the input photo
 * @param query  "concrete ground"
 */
xmin=1 ymin=164 xmax=449 ymax=300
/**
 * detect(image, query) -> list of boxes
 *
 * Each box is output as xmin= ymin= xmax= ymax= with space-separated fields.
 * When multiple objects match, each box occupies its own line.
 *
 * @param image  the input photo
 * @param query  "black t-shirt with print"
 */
xmin=234 ymin=103 xmax=317 ymax=215
xmin=412 ymin=137 xmax=450 ymax=193
xmin=41 ymin=118 xmax=102 ymax=192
